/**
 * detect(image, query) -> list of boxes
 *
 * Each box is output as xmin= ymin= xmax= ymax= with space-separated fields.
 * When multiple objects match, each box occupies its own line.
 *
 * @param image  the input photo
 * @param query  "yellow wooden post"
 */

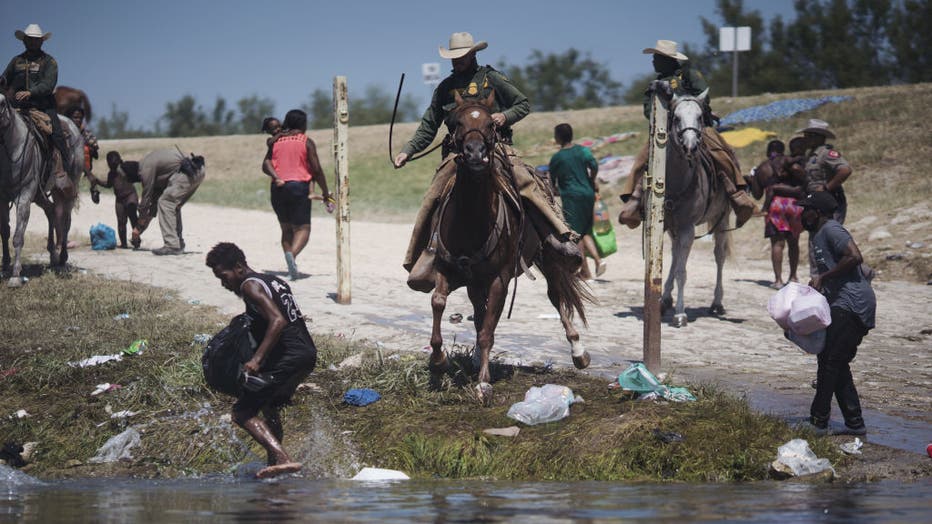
xmin=332 ymin=76 xmax=351 ymax=304
xmin=643 ymin=92 xmax=668 ymax=373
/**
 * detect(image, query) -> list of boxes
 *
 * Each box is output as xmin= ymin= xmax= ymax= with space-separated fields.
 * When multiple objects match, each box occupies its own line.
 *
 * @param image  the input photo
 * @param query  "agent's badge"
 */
xmin=467 ymin=82 xmax=478 ymax=96
xmin=670 ymin=78 xmax=679 ymax=90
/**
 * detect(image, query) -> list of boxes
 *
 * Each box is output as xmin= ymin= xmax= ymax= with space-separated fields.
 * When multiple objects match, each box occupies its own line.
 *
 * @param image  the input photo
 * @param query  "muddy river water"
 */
xmin=3 ymin=472 xmax=931 ymax=522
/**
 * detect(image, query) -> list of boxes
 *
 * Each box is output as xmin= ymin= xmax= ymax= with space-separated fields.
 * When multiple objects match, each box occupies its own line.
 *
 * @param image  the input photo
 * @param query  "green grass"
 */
xmin=0 ymin=272 xmax=846 ymax=481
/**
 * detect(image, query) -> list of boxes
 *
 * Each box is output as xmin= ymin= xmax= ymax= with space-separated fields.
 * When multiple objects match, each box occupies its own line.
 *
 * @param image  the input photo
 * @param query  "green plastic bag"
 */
xmin=592 ymin=225 xmax=617 ymax=258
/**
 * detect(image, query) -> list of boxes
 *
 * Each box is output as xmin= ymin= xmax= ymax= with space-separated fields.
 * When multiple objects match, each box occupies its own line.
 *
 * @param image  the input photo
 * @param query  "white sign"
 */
xmin=422 ymin=62 xmax=441 ymax=86
xmin=719 ymin=26 xmax=751 ymax=52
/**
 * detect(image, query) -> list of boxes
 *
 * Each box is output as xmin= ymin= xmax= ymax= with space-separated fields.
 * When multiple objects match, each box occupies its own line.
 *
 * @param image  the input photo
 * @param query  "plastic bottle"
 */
xmin=593 ymin=195 xmax=611 ymax=234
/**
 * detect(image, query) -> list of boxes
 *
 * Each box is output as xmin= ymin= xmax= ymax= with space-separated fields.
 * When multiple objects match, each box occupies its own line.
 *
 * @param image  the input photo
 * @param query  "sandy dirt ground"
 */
xmin=25 ymin=194 xmax=931 ymax=453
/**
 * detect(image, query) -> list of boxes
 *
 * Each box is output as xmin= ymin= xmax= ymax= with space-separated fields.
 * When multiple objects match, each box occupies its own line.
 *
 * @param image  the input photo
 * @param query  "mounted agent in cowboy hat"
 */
xmin=796 ymin=118 xmax=851 ymax=223
xmin=1 ymin=23 xmax=72 ymax=167
xmin=393 ymin=31 xmax=581 ymax=293
xmin=617 ymin=39 xmax=757 ymax=230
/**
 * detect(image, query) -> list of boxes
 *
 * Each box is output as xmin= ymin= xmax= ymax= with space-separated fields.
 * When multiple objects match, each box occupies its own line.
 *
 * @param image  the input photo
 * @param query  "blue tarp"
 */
xmin=719 ymin=96 xmax=851 ymax=127
xmin=343 ymin=388 xmax=381 ymax=406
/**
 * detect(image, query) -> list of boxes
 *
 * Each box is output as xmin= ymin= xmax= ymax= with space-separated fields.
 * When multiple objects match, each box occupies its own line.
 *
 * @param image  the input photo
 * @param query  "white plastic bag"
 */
xmin=506 ymin=384 xmax=576 ymax=425
xmin=772 ymin=438 xmax=835 ymax=477
xmin=786 ymin=328 xmax=826 ymax=354
xmin=767 ymin=282 xmax=805 ymax=330
xmin=89 ymin=427 xmax=141 ymax=464
xmin=788 ymin=286 xmax=831 ymax=335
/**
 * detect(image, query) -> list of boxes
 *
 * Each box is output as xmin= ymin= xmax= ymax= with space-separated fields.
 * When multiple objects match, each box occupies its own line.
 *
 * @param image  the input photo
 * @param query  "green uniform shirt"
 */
xmin=804 ymin=144 xmax=849 ymax=192
xmin=642 ymin=63 xmax=708 ymax=119
xmin=402 ymin=65 xmax=530 ymax=156
xmin=0 ymin=50 xmax=58 ymax=110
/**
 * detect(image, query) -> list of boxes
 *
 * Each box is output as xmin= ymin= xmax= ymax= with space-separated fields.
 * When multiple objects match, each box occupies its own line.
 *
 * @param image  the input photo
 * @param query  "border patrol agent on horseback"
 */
xmin=617 ymin=39 xmax=756 ymax=230
xmin=394 ymin=32 xmax=580 ymax=292
xmin=0 ymin=24 xmax=71 ymax=169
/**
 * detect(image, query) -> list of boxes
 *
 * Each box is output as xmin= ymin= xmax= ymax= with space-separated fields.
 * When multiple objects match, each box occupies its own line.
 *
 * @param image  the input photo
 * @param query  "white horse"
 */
xmin=0 ymin=94 xmax=83 ymax=286
xmin=661 ymin=89 xmax=732 ymax=327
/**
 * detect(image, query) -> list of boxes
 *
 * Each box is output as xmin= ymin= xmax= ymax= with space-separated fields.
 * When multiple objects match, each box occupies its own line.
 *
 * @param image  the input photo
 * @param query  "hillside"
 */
xmin=95 ymin=83 xmax=931 ymax=282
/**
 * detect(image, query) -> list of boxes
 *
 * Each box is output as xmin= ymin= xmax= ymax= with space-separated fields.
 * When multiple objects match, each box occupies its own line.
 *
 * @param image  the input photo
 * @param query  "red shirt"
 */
xmin=271 ymin=133 xmax=313 ymax=183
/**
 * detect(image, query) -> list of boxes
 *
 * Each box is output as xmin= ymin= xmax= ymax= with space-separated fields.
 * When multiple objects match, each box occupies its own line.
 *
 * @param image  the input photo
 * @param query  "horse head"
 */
xmin=670 ymin=88 xmax=708 ymax=158
xmin=451 ymin=89 xmax=497 ymax=175
xmin=0 ymin=94 xmax=12 ymax=132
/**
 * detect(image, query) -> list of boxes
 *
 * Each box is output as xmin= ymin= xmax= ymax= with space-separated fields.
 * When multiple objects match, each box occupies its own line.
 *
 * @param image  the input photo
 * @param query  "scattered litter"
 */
xmin=449 ymin=313 xmax=463 ymax=324
xmin=770 ymin=438 xmax=835 ymax=479
xmin=13 ymin=410 xmax=29 ymax=419
xmin=220 ymin=414 xmax=232 ymax=423
xmin=20 ymin=442 xmax=38 ymax=463
xmin=296 ymin=382 xmax=323 ymax=393
xmin=123 ymin=339 xmax=147 ymax=356
xmin=192 ymin=334 xmax=211 ymax=345
xmin=110 ymin=410 xmax=138 ymax=419
xmin=506 ymin=384 xmax=578 ymax=425
xmin=66 ymin=326 xmax=80 ymax=332
xmin=483 ymin=426 xmax=520 ymax=437
xmin=536 ymin=313 xmax=560 ymax=320
xmin=90 ymin=383 xmax=122 ymax=396
xmin=113 ymin=313 xmax=130 ymax=320
xmin=0 ymin=368 xmax=18 ymax=379
xmin=653 ymin=429 xmax=685 ymax=444
xmin=885 ymin=253 xmax=905 ymax=261
xmin=906 ymin=241 xmax=925 ymax=249
xmin=840 ymin=438 xmax=863 ymax=455
xmin=89 ymin=427 xmax=141 ymax=464
xmin=70 ymin=354 xmax=123 ymax=368
xmin=338 ymin=353 xmax=364 ymax=369
xmin=188 ymin=299 xmax=201 ymax=305
xmin=614 ymin=363 xmax=696 ymax=402
xmin=343 ymin=388 xmax=381 ymax=407
xmin=351 ymin=467 xmax=409 ymax=481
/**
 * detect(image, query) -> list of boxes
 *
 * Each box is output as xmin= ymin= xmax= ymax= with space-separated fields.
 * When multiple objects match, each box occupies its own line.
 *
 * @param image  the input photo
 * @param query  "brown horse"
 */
xmin=54 ymin=86 xmax=92 ymax=121
xmin=426 ymin=90 xmax=591 ymax=402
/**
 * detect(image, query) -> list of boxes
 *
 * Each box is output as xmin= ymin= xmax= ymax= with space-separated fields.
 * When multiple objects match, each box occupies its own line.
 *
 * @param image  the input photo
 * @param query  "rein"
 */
xmin=388 ymin=73 xmax=444 ymax=164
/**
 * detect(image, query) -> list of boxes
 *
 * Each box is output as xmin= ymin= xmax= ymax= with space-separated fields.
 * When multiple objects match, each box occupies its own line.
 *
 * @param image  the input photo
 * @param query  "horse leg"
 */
xmin=541 ymin=264 xmax=589 ymax=369
xmin=467 ymin=284 xmax=488 ymax=350
xmin=474 ymin=277 xmax=508 ymax=403
xmin=709 ymin=230 xmax=728 ymax=316
xmin=1 ymin=202 xmax=10 ymax=275
xmin=56 ymin=195 xmax=73 ymax=267
xmin=8 ymin=195 xmax=33 ymax=287
xmin=661 ymin=231 xmax=677 ymax=315
xmin=670 ymin=226 xmax=695 ymax=328
xmin=428 ymin=275 xmax=451 ymax=373
xmin=43 ymin=202 xmax=58 ymax=267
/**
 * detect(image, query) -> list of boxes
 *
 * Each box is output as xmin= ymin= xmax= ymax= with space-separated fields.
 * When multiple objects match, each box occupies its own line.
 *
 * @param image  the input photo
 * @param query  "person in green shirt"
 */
xmin=549 ymin=123 xmax=606 ymax=281
xmin=394 ymin=32 xmax=580 ymax=293
xmin=0 ymin=24 xmax=71 ymax=167
xmin=618 ymin=40 xmax=755 ymax=230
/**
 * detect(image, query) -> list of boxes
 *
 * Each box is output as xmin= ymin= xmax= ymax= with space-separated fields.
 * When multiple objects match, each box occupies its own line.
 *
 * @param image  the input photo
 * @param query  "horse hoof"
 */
xmin=7 ymin=277 xmax=22 ymax=288
xmin=475 ymin=382 xmax=493 ymax=404
xmin=672 ymin=314 xmax=688 ymax=328
xmin=708 ymin=304 xmax=726 ymax=316
xmin=660 ymin=297 xmax=673 ymax=315
xmin=572 ymin=351 xmax=591 ymax=370
xmin=428 ymin=353 xmax=450 ymax=374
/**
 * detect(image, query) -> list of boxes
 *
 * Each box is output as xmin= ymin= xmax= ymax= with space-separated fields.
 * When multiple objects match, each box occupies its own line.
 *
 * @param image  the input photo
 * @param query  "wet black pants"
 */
xmin=810 ymin=307 xmax=869 ymax=429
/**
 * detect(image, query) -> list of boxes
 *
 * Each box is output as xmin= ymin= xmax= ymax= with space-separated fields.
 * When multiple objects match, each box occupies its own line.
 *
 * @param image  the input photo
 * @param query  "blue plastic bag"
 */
xmin=343 ymin=388 xmax=381 ymax=406
xmin=89 ymin=223 xmax=117 ymax=251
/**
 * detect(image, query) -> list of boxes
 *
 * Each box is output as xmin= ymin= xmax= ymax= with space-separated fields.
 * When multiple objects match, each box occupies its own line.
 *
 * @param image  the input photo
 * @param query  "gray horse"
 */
xmin=660 ymin=89 xmax=732 ymax=327
xmin=0 ymin=93 xmax=83 ymax=286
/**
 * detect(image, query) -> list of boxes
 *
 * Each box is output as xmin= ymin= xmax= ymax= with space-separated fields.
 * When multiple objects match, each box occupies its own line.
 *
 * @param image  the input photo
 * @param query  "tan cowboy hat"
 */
xmin=15 ymin=23 xmax=51 ymax=41
xmin=642 ymin=39 xmax=687 ymax=60
xmin=795 ymin=118 xmax=836 ymax=139
xmin=439 ymin=32 xmax=488 ymax=60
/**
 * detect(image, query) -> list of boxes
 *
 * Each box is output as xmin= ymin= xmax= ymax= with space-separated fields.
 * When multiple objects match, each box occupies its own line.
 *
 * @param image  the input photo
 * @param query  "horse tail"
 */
xmin=540 ymin=252 xmax=594 ymax=327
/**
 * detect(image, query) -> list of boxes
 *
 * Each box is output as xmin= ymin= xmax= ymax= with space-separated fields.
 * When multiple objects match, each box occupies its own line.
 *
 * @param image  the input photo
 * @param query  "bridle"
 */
xmin=453 ymin=104 xmax=498 ymax=166
xmin=670 ymin=96 xmax=704 ymax=153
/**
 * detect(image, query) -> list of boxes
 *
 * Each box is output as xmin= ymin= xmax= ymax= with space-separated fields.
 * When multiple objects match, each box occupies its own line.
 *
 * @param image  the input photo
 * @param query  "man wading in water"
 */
xmin=206 ymin=242 xmax=317 ymax=479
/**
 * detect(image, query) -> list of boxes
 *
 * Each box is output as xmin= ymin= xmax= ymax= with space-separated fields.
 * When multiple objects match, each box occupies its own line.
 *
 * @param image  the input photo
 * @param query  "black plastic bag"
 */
xmin=202 ymin=314 xmax=257 ymax=396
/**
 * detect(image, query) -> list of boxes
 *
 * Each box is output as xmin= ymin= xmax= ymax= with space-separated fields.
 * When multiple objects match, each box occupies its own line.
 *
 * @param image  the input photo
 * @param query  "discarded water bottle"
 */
xmin=593 ymin=195 xmax=611 ymax=234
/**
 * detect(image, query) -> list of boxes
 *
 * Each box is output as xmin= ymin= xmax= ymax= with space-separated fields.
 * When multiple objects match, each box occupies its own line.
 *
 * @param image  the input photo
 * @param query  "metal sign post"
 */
xmin=643 ymin=92 xmax=668 ymax=374
xmin=332 ymin=76 xmax=351 ymax=304
xmin=719 ymin=26 xmax=751 ymax=98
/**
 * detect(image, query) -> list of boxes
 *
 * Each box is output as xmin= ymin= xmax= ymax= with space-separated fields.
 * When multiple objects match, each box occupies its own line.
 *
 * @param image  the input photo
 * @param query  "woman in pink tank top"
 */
xmin=262 ymin=109 xmax=334 ymax=280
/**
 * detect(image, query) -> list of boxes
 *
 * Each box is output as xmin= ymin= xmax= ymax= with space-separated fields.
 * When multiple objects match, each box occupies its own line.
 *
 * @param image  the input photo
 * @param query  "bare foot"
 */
xmin=256 ymin=462 xmax=302 ymax=479
xmin=770 ymin=281 xmax=784 ymax=290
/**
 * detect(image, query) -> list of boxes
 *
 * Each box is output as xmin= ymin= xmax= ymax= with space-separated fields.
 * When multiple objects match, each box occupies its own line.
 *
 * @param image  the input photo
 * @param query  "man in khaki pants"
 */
xmin=130 ymin=148 xmax=206 ymax=255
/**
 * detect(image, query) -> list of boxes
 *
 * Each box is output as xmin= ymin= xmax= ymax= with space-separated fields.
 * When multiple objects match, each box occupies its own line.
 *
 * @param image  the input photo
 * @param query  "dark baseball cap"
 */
xmin=798 ymin=191 xmax=838 ymax=214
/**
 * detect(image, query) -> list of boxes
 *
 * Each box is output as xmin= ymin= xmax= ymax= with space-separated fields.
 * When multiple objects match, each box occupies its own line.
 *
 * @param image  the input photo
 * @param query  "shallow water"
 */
xmin=3 ymin=476 xmax=930 ymax=523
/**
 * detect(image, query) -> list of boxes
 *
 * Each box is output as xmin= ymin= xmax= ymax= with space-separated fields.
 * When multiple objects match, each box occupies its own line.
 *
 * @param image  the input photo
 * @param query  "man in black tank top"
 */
xmin=206 ymin=242 xmax=317 ymax=479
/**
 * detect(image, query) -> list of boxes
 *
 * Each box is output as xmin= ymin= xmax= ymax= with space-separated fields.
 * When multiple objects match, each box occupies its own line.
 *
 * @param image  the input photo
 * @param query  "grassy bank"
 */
xmin=0 ymin=271 xmax=863 ymax=482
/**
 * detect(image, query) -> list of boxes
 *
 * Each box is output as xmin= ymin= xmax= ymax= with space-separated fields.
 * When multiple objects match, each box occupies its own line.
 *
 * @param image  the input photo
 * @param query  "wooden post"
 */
xmin=642 ymin=92 xmax=668 ymax=374
xmin=332 ymin=76 xmax=351 ymax=304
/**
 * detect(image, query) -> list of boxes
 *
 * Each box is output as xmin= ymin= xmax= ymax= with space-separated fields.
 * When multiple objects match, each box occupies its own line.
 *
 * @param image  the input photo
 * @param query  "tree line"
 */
xmin=95 ymin=0 xmax=927 ymax=139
